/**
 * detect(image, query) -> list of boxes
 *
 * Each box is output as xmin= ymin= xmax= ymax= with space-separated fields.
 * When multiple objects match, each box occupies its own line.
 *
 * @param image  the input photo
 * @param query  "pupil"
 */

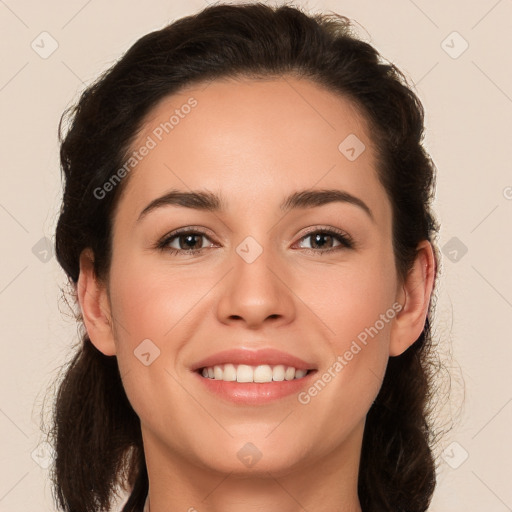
xmin=182 ymin=234 xmax=199 ymax=249
xmin=314 ymin=233 xmax=331 ymax=249
xmin=178 ymin=233 xmax=334 ymax=251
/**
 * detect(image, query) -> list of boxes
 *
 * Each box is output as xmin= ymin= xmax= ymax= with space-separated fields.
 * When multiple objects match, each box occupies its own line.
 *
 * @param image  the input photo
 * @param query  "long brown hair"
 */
xmin=47 ymin=3 xmax=444 ymax=511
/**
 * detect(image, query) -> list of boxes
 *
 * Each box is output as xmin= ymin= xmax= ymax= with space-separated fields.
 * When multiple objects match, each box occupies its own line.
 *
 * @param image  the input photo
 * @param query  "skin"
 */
xmin=78 ymin=76 xmax=435 ymax=512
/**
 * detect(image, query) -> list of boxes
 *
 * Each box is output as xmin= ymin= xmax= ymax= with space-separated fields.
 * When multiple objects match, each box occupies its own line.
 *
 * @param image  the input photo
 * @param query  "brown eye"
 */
xmin=156 ymin=229 xmax=216 ymax=255
xmin=296 ymin=229 xmax=354 ymax=253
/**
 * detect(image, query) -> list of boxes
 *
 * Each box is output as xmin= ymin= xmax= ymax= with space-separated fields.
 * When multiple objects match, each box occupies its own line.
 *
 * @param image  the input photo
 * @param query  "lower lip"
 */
xmin=193 ymin=370 xmax=318 ymax=405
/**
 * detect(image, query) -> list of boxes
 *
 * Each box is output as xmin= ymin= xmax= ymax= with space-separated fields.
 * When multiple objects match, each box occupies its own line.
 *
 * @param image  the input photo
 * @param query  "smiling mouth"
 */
xmin=197 ymin=363 xmax=315 ymax=383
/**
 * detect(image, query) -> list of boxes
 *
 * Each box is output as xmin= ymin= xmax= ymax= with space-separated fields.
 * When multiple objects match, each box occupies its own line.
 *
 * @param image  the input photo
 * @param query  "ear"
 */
xmin=77 ymin=248 xmax=117 ymax=356
xmin=389 ymin=240 xmax=436 ymax=357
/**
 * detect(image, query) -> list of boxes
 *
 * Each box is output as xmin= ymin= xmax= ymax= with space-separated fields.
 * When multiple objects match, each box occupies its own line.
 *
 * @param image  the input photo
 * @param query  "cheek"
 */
xmin=296 ymin=269 xmax=395 ymax=432
xmin=329 ymin=270 xmax=395 ymax=354
xmin=106 ymin=258 xmax=198 ymax=431
xmin=108 ymin=251 xmax=201 ymax=342
xmin=294 ymin=251 xmax=397 ymax=394
xmin=106 ymin=252 xmax=219 ymax=407
xmin=295 ymin=250 xmax=397 ymax=345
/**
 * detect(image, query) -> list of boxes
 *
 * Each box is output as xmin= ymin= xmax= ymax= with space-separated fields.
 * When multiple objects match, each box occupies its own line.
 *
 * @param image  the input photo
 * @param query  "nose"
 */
xmin=216 ymin=238 xmax=296 ymax=329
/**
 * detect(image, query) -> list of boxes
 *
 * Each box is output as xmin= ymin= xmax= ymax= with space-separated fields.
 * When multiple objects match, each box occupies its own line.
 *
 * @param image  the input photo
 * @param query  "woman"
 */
xmin=48 ymin=2 xmax=442 ymax=511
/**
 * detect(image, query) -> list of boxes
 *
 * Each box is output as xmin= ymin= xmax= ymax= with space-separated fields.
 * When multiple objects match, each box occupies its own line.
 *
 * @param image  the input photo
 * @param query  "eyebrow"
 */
xmin=137 ymin=188 xmax=374 ymax=222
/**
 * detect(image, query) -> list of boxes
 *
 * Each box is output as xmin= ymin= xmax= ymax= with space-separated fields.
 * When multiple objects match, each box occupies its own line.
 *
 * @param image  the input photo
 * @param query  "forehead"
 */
xmin=115 ymin=76 xmax=390 ymax=225
xmin=138 ymin=75 xmax=373 ymax=162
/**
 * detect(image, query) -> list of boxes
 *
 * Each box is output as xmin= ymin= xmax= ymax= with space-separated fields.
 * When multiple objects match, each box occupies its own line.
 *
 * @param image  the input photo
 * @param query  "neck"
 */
xmin=141 ymin=424 xmax=364 ymax=512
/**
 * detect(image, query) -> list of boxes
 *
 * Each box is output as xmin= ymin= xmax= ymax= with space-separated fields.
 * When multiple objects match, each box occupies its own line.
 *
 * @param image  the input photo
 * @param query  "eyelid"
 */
xmin=155 ymin=225 xmax=355 ymax=254
xmin=160 ymin=225 xmax=218 ymax=243
xmin=154 ymin=226 xmax=218 ymax=252
xmin=295 ymin=225 xmax=353 ymax=243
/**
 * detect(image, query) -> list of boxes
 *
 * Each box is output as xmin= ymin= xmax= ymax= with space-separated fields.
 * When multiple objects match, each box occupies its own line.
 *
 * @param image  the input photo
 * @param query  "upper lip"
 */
xmin=191 ymin=348 xmax=316 ymax=372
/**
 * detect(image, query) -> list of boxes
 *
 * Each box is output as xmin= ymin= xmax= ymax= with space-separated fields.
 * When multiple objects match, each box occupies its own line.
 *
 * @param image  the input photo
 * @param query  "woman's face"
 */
xmin=98 ymin=77 xmax=403 ymax=476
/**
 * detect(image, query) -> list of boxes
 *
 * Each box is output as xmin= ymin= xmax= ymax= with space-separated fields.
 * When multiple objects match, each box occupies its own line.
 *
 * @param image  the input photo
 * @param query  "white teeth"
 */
xmin=213 ymin=365 xmax=223 ymax=380
xmin=253 ymin=365 xmax=273 ymax=382
xmin=272 ymin=364 xmax=285 ymax=381
xmin=285 ymin=366 xmax=295 ymax=381
xmin=237 ymin=364 xmax=253 ymax=383
xmin=223 ymin=363 xmax=237 ymax=381
xmin=199 ymin=363 xmax=310 ymax=382
xmin=295 ymin=369 xmax=307 ymax=379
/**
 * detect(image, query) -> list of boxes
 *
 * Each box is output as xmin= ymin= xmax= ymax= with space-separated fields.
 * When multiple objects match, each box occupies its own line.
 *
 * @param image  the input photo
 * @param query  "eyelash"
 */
xmin=155 ymin=226 xmax=355 ymax=257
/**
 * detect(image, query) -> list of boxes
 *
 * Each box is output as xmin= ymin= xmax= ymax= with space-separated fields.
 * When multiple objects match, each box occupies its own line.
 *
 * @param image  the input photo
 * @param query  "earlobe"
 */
xmin=77 ymin=248 xmax=117 ymax=356
xmin=389 ymin=240 xmax=436 ymax=357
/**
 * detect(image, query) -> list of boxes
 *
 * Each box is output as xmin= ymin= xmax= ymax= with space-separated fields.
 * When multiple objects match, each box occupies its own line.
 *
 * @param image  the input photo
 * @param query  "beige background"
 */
xmin=0 ymin=0 xmax=511 ymax=510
